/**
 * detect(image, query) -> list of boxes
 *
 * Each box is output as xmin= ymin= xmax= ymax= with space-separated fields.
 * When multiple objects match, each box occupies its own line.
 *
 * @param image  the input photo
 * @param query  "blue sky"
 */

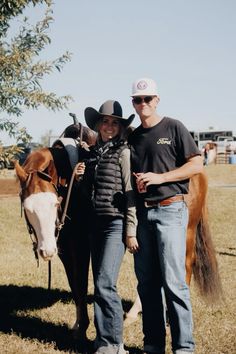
xmin=3 ymin=0 xmax=236 ymax=144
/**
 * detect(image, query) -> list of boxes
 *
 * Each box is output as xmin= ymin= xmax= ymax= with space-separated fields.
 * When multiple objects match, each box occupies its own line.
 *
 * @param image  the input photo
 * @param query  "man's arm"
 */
xmin=137 ymin=155 xmax=203 ymax=187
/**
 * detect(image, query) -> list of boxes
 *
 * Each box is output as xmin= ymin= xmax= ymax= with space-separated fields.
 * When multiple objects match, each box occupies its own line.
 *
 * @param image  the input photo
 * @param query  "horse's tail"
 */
xmin=193 ymin=202 xmax=223 ymax=302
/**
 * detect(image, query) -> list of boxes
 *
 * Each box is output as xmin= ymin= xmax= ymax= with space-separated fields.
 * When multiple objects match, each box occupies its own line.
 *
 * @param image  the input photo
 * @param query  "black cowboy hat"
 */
xmin=84 ymin=100 xmax=135 ymax=131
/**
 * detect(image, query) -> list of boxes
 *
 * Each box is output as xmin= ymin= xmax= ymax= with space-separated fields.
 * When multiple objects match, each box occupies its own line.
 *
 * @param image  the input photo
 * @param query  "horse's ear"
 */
xmin=14 ymin=160 xmax=28 ymax=183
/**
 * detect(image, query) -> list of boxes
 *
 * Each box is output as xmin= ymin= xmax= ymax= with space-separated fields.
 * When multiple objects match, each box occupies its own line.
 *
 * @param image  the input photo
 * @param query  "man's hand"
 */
xmin=137 ymin=172 xmax=165 ymax=187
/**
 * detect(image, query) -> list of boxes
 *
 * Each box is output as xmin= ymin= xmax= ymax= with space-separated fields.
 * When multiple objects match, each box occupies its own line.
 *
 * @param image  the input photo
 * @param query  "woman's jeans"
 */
xmin=134 ymin=201 xmax=195 ymax=354
xmin=90 ymin=216 xmax=126 ymax=354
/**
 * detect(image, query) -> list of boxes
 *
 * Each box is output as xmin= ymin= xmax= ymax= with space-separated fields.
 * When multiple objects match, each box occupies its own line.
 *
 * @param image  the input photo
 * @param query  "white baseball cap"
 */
xmin=131 ymin=77 xmax=159 ymax=97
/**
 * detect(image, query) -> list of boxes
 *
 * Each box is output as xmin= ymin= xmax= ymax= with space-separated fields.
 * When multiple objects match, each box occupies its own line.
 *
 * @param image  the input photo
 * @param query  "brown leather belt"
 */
xmin=144 ymin=195 xmax=184 ymax=208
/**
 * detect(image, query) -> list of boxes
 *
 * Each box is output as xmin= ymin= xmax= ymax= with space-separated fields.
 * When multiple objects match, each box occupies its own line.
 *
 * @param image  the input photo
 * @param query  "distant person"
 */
xmin=127 ymin=77 xmax=203 ymax=354
xmin=79 ymin=100 xmax=137 ymax=354
xmin=203 ymin=142 xmax=210 ymax=165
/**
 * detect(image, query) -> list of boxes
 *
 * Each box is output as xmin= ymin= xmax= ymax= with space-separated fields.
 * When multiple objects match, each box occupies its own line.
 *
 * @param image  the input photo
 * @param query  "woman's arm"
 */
xmin=119 ymin=147 xmax=137 ymax=237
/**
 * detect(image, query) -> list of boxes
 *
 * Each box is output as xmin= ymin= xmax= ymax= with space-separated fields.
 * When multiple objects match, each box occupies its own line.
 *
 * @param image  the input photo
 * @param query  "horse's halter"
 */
xmin=20 ymin=161 xmax=81 ymax=254
xmin=19 ymin=163 xmax=80 ymax=293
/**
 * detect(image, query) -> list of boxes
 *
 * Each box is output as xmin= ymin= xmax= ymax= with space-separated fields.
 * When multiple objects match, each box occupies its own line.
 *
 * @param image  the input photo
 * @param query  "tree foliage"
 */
xmin=0 ymin=0 xmax=72 ymax=162
xmin=0 ymin=0 xmax=51 ymax=36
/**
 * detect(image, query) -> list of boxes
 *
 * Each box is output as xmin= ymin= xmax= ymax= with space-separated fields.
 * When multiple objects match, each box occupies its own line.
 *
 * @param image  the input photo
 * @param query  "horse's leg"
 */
xmin=124 ymin=294 xmax=142 ymax=326
xmin=124 ymin=188 xmax=199 ymax=328
xmin=124 ymin=225 xmax=195 ymax=329
xmin=58 ymin=224 xmax=90 ymax=340
xmin=125 ymin=173 xmax=213 ymax=328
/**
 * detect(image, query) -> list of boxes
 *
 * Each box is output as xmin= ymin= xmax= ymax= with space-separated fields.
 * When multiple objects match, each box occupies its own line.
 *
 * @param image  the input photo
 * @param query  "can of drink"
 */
xmin=133 ymin=172 xmax=147 ymax=193
xmin=137 ymin=182 xmax=147 ymax=193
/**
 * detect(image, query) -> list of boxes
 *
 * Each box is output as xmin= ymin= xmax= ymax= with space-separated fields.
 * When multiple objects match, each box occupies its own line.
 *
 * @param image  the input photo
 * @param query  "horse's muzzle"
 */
xmin=39 ymin=247 xmax=58 ymax=260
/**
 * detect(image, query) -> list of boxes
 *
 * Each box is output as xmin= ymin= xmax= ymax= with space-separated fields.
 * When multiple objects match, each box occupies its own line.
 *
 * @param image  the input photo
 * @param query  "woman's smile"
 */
xmin=99 ymin=116 xmax=120 ymax=142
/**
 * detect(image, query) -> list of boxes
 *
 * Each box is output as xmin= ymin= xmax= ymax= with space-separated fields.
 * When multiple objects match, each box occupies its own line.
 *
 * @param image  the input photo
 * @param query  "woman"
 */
xmin=80 ymin=100 xmax=137 ymax=354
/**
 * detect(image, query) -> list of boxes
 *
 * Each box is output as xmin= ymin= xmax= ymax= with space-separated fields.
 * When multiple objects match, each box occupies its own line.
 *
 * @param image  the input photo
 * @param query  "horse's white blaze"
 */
xmin=24 ymin=192 xmax=58 ymax=260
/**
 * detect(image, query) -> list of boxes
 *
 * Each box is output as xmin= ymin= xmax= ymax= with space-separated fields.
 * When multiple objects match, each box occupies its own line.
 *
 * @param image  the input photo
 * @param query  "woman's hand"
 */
xmin=126 ymin=236 xmax=139 ymax=254
xmin=81 ymin=141 xmax=90 ymax=150
xmin=75 ymin=162 xmax=86 ymax=180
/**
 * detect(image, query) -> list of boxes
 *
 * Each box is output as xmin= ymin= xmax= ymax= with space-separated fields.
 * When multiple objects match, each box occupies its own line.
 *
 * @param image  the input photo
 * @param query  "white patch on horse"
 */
xmin=24 ymin=192 xmax=58 ymax=260
xmin=208 ymin=148 xmax=217 ymax=164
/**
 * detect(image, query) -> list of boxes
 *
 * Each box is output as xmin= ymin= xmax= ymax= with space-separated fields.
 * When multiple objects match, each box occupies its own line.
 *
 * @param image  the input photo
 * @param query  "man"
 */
xmin=127 ymin=78 xmax=203 ymax=354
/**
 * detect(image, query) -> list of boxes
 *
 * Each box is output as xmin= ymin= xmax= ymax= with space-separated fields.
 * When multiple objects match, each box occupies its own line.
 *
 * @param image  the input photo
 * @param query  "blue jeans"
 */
xmin=90 ymin=216 xmax=126 ymax=354
xmin=134 ymin=201 xmax=195 ymax=354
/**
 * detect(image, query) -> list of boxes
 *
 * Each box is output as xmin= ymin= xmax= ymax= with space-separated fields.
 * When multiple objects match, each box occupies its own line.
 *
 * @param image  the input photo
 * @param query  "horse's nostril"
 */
xmin=39 ymin=248 xmax=57 ymax=260
xmin=39 ymin=249 xmax=46 ymax=259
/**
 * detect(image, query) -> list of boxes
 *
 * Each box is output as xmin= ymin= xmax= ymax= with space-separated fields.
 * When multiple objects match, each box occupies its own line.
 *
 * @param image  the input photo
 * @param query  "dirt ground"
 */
xmin=0 ymin=176 xmax=19 ymax=195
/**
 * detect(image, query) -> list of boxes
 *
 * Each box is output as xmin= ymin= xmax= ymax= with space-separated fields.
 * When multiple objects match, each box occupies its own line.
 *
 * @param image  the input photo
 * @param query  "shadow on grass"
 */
xmin=0 ymin=284 xmax=94 ymax=352
xmin=0 ymin=284 xmax=140 ymax=353
xmin=122 ymin=298 xmax=136 ymax=314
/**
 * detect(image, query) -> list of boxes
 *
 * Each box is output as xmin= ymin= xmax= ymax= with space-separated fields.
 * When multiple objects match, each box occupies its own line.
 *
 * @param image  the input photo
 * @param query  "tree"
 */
xmin=0 ymin=0 xmax=72 ymax=163
xmin=40 ymin=129 xmax=53 ymax=147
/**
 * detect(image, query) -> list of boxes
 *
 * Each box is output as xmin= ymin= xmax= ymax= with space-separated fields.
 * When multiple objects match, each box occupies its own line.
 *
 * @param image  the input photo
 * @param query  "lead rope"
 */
xmin=48 ymin=165 xmax=79 ymax=291
xmin=55 ymin=164 xmax=78 ymax=238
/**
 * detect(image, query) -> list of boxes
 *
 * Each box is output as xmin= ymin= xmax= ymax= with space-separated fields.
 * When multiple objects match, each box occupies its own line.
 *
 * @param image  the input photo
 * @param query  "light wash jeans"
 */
xmin=90 ymin=216 xmax=126 ymax=354
xmin=134 ymin=201 xmax=195 ymax=354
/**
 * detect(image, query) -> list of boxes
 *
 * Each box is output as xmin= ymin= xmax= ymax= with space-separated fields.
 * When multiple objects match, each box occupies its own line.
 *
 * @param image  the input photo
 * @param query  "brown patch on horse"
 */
xmin=15 ymin=149 xmax=58 ymax=200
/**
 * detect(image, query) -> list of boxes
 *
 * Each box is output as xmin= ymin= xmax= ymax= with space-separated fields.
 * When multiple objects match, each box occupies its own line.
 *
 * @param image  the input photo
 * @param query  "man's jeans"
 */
xmin=91 ymin=216 xmax=126 ymax=354
xmin=134 ymin=201 xmax=195 ymax=354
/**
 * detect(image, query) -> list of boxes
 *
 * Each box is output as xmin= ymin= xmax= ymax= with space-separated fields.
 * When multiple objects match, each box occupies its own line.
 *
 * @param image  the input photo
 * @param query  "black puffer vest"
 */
xmin=92 ymin=141 xmax=127 ymax=218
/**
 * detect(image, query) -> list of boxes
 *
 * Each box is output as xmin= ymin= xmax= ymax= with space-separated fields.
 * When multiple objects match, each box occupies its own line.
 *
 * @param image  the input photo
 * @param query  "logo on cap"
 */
xmin=137 ymin=80 xmax=148 ymax=90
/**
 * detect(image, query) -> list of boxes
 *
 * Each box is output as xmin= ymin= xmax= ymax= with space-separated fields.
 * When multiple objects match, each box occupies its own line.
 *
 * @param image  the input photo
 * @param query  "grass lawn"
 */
xmin=0 ymin=165 xmax=235 ymax=353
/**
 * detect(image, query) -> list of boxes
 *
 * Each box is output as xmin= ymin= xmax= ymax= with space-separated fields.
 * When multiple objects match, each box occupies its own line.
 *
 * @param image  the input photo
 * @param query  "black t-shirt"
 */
xmin=128 ymin=117 xmax=201 ymax=202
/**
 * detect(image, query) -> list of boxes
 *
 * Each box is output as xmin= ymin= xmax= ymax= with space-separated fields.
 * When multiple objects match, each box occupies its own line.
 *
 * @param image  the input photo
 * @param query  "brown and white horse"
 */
xmin=15 ymin=126 xmax=96 ymax=341
xmin=15 ymin=137 xmax=222 ymax=336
